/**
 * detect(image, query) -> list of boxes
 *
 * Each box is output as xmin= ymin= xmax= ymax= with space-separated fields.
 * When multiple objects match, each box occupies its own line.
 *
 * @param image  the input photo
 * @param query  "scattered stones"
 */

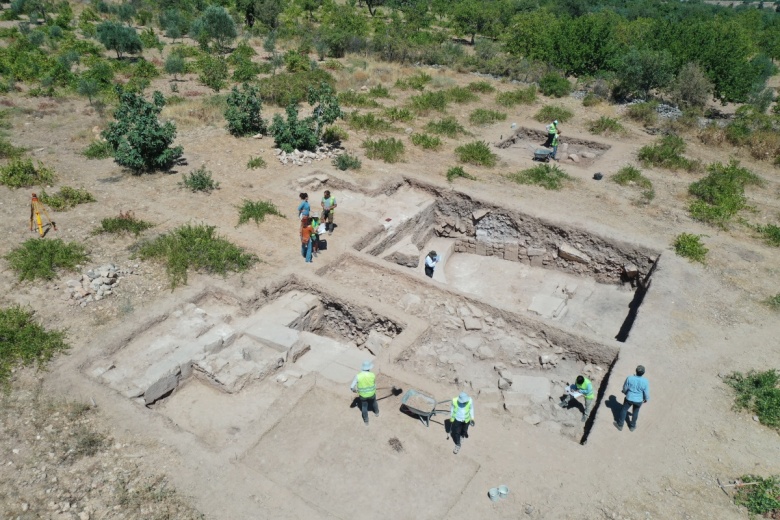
xmin=557 ymin=244 xmax=591 ymax=264
xmin=275 ymin=144 xmax=343 ymax=166
xmin=62 ymin=264 xmax=132 ymax=307
xmin=623 ymin=264 xmax=639 ymax=279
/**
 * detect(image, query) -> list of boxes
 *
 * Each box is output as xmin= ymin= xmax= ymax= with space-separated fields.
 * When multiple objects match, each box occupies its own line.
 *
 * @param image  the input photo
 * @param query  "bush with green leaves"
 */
xmin=368 ymin=84 xmax=390 ymax=98
xmin=383 ymin=107 xmax=414 ymax=123
xmin=612 ymin=164 xmax=653 ymax=202
xmin=625 ymin=101 xmax=658 ymax=127
xmin=256 ymin=69 xmax=335 ymax=107
xmin=425 ymin=117 xmax=467 ymax=138
xmin=688 ymin=160 xmax=762 ymax=227
xmin=96 ymin=21 xmax=142 ymax=59
xmin=246 ymin=156 xmax=266 ymax=169
xmin=4 ymin=238 xmax=88 ymax=281
xmin=190 ymin=5 xmax=236 ymax=54
xmin=395 ymin=71 xmax=431 ymax=91
xmin=534 ymin=105 xmax=574 ymax=123
xmin=164 ymin=53 xmax=186 ymax=81
xmin=467 ymin=81 xmax=495 ymax=93
xmin=39 ymin=187 xmax=95 ymax=211
xmin=180 ymin=166 xmax=220 ymax=193
xmin=339 ymin=90 xmax=381 ymax=108
xmin=269 ymin=83 xmax=343 ymax=152
xmin=725 ymin=370 xmax=780 ymax=429
xmin=410 ymin=133 xmax=442 ymax=150
xmin=0 ymin=158 xmax=55 ymax=188
xmin=444 ymin=86 xmax=478 ymax=104
xmin=409 ymin=91 xmax=448 ymax=114
xmin=332 ymin=153 xmax=361 ymax=171
xmin=446 ymin=166 xmax=476 ymax=182
xmin=0 ymin=305 xmax=69 ymax=386
xmin=102 ymin=89 xmax=183 ymax=173
xmin=755 ymin=224 xmax=780 ymax=247
xmin=93 ymin=211 xmax=153 ymax=236
xmin=589 ymin=116 xmax=625 ymax=136
xmin=673 ymin=233 xmax=708 ymax=263
xmin=322 ymin=126 xmax=348 ymax=144
xmin=538 ymin=73 xmax=571 ymax=97
xmin=224 ymin=84 xmax=267 ymax=137
xmin=733 ymin=474 xmax=780 ymax=516
xmin=347 ymin=112 xmax=396 ymax=134
xmin=284 ymin=49 xmax=310 ymax=72
xmin=0 ymin=137 xmax=24 ymax=160
xmin=582 ymin=93 xmax=602 ymax=107
xmin=767 ymin=294 xmax=780 ymax=310
xmin=469 ymin=109 xmax=506 ymax=126
xmin=637 ymin=134 xmax=699 ymax=172
xmin=237 ymin=199 xmax=284 ymax=226
xmin=82 ymin=140 xmax=113 ymax=159
xmin=197 ymin=54 xmax=229 ymax=92
xmin=136 ymin=223 xmax=257 ymax=289
xmin=507 ymin=164 xmax=572 ymax=190
xmin=362 ymin=138 xmax=404 ymax=163
xmin=455 ymin=141 xmax=497 ymax=167
xmin=670 ymin=62 xmax=714 ymax=110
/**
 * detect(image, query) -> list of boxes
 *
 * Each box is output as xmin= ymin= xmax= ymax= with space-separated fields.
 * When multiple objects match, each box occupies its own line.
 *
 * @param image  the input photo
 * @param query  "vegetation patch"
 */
xmin=444 ymin=86 xmax=478 ymax=104
xmin=766 ymin=294 xmax=780 ymax=310
xmin=688 ymin=160 xmax=762 ymax=227
xmin=725 ymin=370 xmax=780 ymax=430
xmin=339 ymin=90 xmax=381 ymax=108
xmin=496 ymin=86 xmax=536 ymax=107
xmin=180 ymin=166 xmax=220 ymax=193
xmin=383 ymin=107 xmax=414 ymax=123
xmin=589 ymin=116 xmax=625 ymax=136
xmin=39 ymin=187 xmax=96 ymax=211
xmin=82 ymin=140 xmax=114 ymax=159
xmin=368 ymin=85 xmax=391 ymax=98
xmin=395 ymin=72 xmax=431 ymax=91
xmin=362 ymin=138 xmax=405 ymax=163
xmin=469 ymin=109 xmax=506 ymax=126
xmin=136 ymin=223 xmax=257 ymax=289
xmin=225 ymin=84 xmax=267 ymax=137
xmin=626 ymin=101 xmax=659 ymax=127
xmin=733 ymin=474 xmax=780 ymax=517
xmin=638 ymin=134 xmax=700 ymax=172
xmin=755 ymin=224 xmax=780 ymax=247
xmin=93 ymin=211 xmax=154 ymax=236
xmin=538 ymin=73 xmax=571 ymax=97
xmin=507 ymin=164 xmax=571 ymax=190
xmin=0 ymin=158 xmax=56 ymax=188
xmin=673 ymin=233 xmax=708 ymax=263
xmin=236 ymin=200 xmax=284 ymax=227
xmin=467 ymin=81 xmax=495 ymax=93
xmin=348 ymin=112 xmax=397 ymax=134
xmin=257 ymin=70 xmax=335 ymax=108
xmin=0 ymin=305 xmax=69 ymax=386
xmin=446 ymin=166 xmax=476 ymax=182
xmin=0 ymin=136 xmax=24 ymax=159
xmin=409 ymin=91 xmax=449 ymax=114
xmin=246 ymin=156 xmax=266 ymax=169
xmin=454 ymin=141 xmax=497 ymax=167
xmin=322 ymin=126 xmax=349 ymax=144
xmin=425 ymin=117 xmax=467 ymax=138
xmin=534 ymin=105 xmax=573 ymax=123
xmin=410 ymin=133 xmax=442 ymax=150
xmin=612 ymin=165 xmax=651 ymax=189
xmin=333 ymin=153 xmax=362 ymax=171
xmin=4 ymin=239 xmax=88 ymax=281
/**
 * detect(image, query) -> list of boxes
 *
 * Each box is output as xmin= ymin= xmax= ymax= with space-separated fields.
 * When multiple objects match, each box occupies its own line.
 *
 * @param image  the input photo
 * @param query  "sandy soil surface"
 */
xmin=1 ymin=49 xmax=780 ymax=520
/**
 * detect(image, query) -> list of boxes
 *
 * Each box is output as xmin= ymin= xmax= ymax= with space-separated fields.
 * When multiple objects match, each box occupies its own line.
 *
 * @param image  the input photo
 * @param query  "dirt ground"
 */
xmin=1 ymin=49 xmax=780 ymax=520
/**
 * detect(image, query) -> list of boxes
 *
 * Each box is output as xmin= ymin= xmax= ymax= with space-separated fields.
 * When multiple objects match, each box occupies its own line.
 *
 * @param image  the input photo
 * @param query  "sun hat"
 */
xmin=362 ymin=360 xmax=374 ymax=371
xmin=458 ymin=392 xmax=470 ymax=404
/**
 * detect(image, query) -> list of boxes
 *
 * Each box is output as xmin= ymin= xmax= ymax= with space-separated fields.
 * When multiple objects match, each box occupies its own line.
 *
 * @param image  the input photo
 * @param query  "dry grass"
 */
xmin=747 ymin=131 xmax=780 ymax=161
xmin=161 ymin=98 xmax=225 ymax=128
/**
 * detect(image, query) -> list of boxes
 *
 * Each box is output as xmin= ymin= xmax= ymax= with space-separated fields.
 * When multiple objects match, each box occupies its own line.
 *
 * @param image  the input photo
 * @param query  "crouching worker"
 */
xmin=558 ymin=375 xmax=595 ymax=422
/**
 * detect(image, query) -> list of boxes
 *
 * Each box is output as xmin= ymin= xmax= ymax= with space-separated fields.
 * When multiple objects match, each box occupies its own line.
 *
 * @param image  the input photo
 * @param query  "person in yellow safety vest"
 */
xmin=558 ymin=375 xmax=595 ymax=422
xmin=450 ymin=392 xmax=474 ymax=455
xmin=551 ymin=132 xmax=560 ymax=161
xmin=321 ymin=190 xmax=337 ymax=235
xmin=350 ymin=360 xmax=379 ymax=426
xmin=544 ymin=120 xmax=559 ymax=147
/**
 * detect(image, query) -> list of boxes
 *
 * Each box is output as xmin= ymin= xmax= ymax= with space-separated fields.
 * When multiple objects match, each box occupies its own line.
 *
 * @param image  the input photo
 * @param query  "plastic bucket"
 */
xmin=488 ymin=488 xmax=499 ymax=502
xmin=498 ymin=485 xmax=509 ymax=498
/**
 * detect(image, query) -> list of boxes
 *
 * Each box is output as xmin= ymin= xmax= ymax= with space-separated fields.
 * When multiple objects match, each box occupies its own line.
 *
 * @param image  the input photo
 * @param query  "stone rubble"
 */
xmin=61 ymin=264 xmax=134 ymax=307
xmin=275 ymin=144 xmax=344 ymax=166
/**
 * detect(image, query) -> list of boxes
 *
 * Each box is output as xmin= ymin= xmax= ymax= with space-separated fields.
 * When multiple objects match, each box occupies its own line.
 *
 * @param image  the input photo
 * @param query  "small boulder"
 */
xmin=569 ymin=154 xmax=580 ymax=163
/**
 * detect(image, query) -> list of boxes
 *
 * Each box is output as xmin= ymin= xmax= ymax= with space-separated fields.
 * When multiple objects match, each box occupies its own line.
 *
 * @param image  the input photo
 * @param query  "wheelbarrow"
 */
xmin=400 ymin=389 xmax=450 ymax=427
xmin=533 ymin=148 xmax=553 ymax=162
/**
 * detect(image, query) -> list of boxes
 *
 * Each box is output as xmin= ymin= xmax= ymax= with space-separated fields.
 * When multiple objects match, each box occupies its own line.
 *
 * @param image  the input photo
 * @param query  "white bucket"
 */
xmin=498 ymin=485 xmax=509 ymax=498
xmin=488 ymin=488 xmax=499 ymax=502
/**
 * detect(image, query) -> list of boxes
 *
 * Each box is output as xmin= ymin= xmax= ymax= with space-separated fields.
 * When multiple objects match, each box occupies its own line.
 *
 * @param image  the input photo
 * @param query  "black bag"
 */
xmin=318 ymin=239 xmax=327 ymax=250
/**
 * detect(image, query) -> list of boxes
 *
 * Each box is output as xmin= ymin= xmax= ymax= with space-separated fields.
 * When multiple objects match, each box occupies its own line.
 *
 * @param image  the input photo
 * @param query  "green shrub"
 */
xmin=338 ymin=91 xmax=381 ymax=108
xmin=409 ymin=91 xmax=448 ymax=114
xmin=755 ymin=224 xmax=780 ymax=247
xmin=96 ymin=21 xmax=141 ymax=59
xmin=136 ymin=223 xmax=257 ymax=289
xmin=538 ymin=73 xmax=571 ymax=97
xmin=322 ymin=126 xmax=348 ymax=144
xmin=469 ymin=109 xmax=506 ymax=126
xmin=637 ymin=134 xmax=699 ymax=172
xmin=688 ymin=160 xmax=761 ymax=227
xmin=0 ymin=305 xmax=68 ymax=386
xmin=231 ymin=58 xmax=262 ymax=82
xmin=82 ymin=140 xmax=113 ymax=159
xmin=767 ymin=294 xmax=780 ymax=310
xmin=496 ymin=86 xmax=537 ymax=107
xmin=102 ymin=89 xmax=182 ymax=173
xmin=190 ymin=5 xmax=236 ymax=54
xmin=0 ymin=158 xmax=55 ymax=188
xmin=467 ymin=81 xmax=495 ymax=93
xmin=384 ymin=107 xmax=414 ymax=123
xmin=395 ymin=72 xmax=431 ymax=91
xmin=426 ymin=117 xmax=467 ymax=138
xmin=733 ymin=474 xmax=780 ymax=516
xmin=626 ymin=101 xmax=658 ymax=127
xmin=39 ymin=187 xmax=95 ymax=211
xmin=257 ymin=69 xmax=335 ymax=107
xmin=269 ymin=83 xmax=343 ymax=152
xmin=410 ymin=133 xmax=442 ymax=150
xmin=0 ymin=136 xmax=24 ymax=159
xmin=224 ymin=83 xmax=267 ymax=137
xmin=455 ymin=141 xmax=497 ymax=167
xmin=93 ymin=211 xmax=153 ymax=236
xmin=362 ymin=138 xmax=404 ymax=163
xmin=612 ymin=165 xmax=651 ymax=189
xmin=534 ymin=105 xmax=574 ymax=123
xmin=673 ymin=232 xmax=708 ymax=263
xmin=196 ymin=55 xmax=228 ymax=92
xmin=582 ymin=93 xmax=602 ymax=107
xmin=368 ymin=84 xmax=391 ymax=98
xmin=446 ymin=166 xmax=476 ymax=182
xmin=179 ymin=166 xmax=220 ymax=193
xmin=348 ymin=112 xmax=397 ymax=134
xmin=333 ymin=153 xmax=362 ymax=171
xmin=725 ymin=370 xmax=780 ymax=429
xmin=237 ymin=199 xmax=283 ymax=226
xmin=246 ymin=156 xmax=266 ymax=169
xmin=4 ymin=239 xmax=88 ymax=281
xmin=507 ymin=164 xmax=571 ymax=190
xmin=444 ymin=86 xmax=478 ymax=104
xmin=284 ymin=49 xmax=310 ymax=73
xmin=589 ymin=116 xmax=625 ymax=136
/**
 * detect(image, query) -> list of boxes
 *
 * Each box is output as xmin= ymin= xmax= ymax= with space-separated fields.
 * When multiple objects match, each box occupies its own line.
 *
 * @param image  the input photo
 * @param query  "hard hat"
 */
xmin=458 ymin=392 xmax=470 ymax=404
xmin=636 ymin=365 xmax=645 ymax=375
xmin=553 ymin=120 xmax=559 ymax=125
xmin=362 ymin=360 xmax=374 ymax=371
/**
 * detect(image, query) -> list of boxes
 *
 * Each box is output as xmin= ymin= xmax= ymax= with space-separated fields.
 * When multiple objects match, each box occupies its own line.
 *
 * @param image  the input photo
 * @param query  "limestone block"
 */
xmin=558 ymin=244 xmax=591 ymax=264
xmin=474 ymin=345 xmax=495 ymax=360
xmin=477 ymin=387 xmax=501 ymax=404
xmin=498 ymin=377 xmax=512 ymax=390
xmin=527 ymin=247 xmax=545 ymax=257
xmin=476 ymin=241 xmax=487 ymax=256
xmin=623 ymin=263 xmax=639 ymax=279
xmin=462 ymin=317 xmax=483 ymax=331
xmin=510 ymin=375 xmax=551 ymax=404
xmin=498 ymin=369 xmax=514 ymax=384
xmin=581 ymin=151 xmax=595 ymax=159
xmin=459 ymin=335 xmax=483 ymax=352
xmin=398 ymin=293 xmax=422 ymax=311
xmin=569 ymin=154 xmax=580 ymax=163
xmin=364 ymin=330 xmax=391 ymax=353
xmin=504 ymin=242 xmax=519 ymax=261
xmin=503 ymin=391 xmax=529 ymax=415
xmin=528 ymin=295 xmax=567 ymax=319
xmin=288 ymin=341 xmax=311 ymax=363
xmin=144 ymin=373 xmax=179 ymax=405
xmin=472 ymin=208 xmax=490 ymax=221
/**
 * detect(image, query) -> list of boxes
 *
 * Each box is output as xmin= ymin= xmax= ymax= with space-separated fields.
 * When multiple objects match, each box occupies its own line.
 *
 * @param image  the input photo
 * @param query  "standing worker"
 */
xmin=544 ymin=120 xmax=559 ymax=147
xmin=321 ymin=190 xmax=337 ymax=234
xmin=550 ymin=130 xmax=560 ymax=161
xmin=614 ymin=365 xmax=650 ymax=432
xmin=351 ymin=360 xmax=379 ymax=426
xmin=300 ymin=217 xmax=315 ymax=263
xmin=450 ymin=392 xmax=474 ymax=454
xmin=424 ymin=250 xmax=440 ymax=278
xmin=298 ymin=192 xmax=310 ymax=220
xmin=558 ymin=375 xmax=595 ymax=422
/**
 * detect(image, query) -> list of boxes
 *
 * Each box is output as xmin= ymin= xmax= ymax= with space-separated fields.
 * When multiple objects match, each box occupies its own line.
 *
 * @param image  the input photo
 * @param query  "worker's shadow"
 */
xmin=604 ymin=395 xmax=626 ymax=422
xmin=558 ymin=395 xmax=586 ymax=414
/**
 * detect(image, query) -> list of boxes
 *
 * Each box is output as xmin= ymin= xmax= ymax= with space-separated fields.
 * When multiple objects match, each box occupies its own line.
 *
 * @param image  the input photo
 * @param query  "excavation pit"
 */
xmin=495 ymin=126 xmax=611 ymax=166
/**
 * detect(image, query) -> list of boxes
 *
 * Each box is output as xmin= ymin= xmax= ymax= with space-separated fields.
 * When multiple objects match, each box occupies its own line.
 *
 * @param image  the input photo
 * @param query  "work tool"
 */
xmin=400 ymin=389 xmax=450 ymax=427
xmin=376 ymin=385 xmax=403 ymax=400
xmin=30 ymin=193 xmax=56 ymax=237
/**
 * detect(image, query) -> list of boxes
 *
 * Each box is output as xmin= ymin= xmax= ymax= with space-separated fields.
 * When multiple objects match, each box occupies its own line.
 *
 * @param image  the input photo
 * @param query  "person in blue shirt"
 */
xmin=614 ymin=365 xmax=650 ymax=432
xmin=297 ymin=192 xmax=310 ymax=220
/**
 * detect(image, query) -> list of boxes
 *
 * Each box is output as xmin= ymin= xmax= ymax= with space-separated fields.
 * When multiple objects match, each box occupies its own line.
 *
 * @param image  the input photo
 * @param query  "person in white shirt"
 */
xmin=450 ymin=392 xmax=474 ymax=454
xmin=424 ymin=250 xmax=440 ymax=278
